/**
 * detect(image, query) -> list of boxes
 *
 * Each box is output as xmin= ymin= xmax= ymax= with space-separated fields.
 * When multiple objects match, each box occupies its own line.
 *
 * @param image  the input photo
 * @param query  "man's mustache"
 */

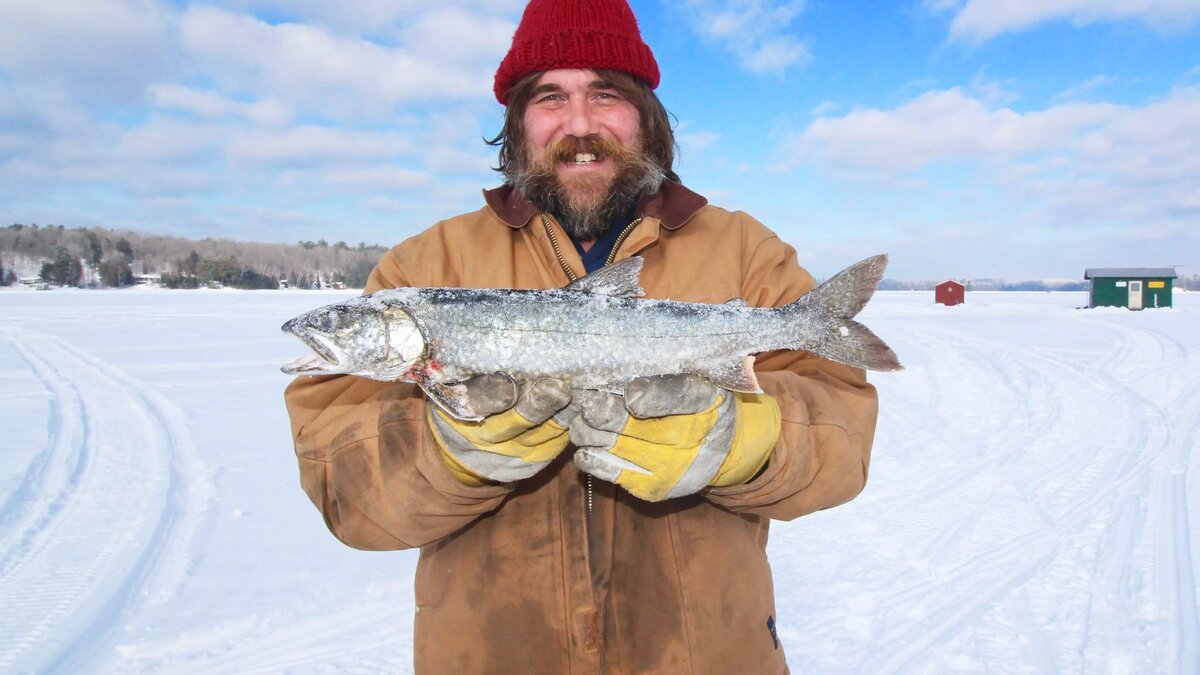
xmin=541 ymin=135 xmax=639 ymax=165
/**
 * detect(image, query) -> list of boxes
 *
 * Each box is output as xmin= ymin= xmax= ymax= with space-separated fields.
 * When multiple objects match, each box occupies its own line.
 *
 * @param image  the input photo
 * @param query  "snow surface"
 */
xmin=1 ymin=287 xmax=1198 ymax=673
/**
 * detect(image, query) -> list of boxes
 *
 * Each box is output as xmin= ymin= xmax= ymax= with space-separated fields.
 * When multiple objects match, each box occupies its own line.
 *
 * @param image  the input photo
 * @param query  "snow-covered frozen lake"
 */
xmin=1 ymin=287 xmax=1197 ymax=673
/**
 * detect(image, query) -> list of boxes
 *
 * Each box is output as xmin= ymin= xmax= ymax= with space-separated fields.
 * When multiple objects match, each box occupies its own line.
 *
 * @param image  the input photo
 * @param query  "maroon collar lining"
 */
xmin=482 ymin=180 xmax=708 ymax=231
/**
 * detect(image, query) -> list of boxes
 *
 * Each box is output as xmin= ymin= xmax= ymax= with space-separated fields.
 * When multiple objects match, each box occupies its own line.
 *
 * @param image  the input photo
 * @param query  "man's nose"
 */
xmin=562 ymin=99 xmax=599 ymax=137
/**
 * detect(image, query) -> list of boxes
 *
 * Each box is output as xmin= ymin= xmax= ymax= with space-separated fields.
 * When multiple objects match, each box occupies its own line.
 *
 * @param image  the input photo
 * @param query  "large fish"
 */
xmin=281 ymin=254 xmax=901 ymax=420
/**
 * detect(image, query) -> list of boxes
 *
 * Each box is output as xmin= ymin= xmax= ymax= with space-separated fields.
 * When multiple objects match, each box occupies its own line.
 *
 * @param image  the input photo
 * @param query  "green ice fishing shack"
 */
xmin=1083 ymin=267 xmax=1176 ymax=310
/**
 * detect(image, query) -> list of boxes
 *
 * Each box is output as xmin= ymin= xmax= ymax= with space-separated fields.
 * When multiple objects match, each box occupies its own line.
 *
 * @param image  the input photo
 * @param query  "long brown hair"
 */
xmin=487 ymin=69 xmax=680 ymax=183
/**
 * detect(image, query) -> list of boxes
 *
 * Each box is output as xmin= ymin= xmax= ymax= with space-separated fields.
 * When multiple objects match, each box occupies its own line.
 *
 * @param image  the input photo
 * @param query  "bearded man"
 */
xmin=283 ymin=0 xmax=879 ymax=672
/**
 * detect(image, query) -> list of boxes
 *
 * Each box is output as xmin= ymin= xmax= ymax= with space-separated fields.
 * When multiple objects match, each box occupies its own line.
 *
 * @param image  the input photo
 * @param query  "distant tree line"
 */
xmin=1 ymin=223 xmax=388 ymax=289
xmin=879 ymin=278 xmax=1086 ymax=292
xmin=878 ymin=276 xmax=1200 ymax=292
xmin=3 ymin=223 xmax=1196 ymax=292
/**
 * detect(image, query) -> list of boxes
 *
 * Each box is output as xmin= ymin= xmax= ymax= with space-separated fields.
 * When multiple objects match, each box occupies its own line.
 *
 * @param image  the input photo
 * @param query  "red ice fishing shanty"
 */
xmin=935 ymin=280 xmax=965 ymax=306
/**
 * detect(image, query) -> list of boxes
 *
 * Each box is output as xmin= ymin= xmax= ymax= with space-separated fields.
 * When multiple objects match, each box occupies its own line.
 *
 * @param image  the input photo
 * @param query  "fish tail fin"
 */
xmin=786 ymin=254 xmax=903 ymax=372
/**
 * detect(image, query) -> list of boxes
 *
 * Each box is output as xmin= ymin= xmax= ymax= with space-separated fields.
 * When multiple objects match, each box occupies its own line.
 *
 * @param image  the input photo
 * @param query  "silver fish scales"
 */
xmin=281 ymin=254 xmax=901 ymax=420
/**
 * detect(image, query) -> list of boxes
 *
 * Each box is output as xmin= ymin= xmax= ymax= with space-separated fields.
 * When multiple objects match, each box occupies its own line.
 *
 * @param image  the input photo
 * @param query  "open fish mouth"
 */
xmin=280 ymin=323 xmax=345 ymax=374
xmin=282 ymin=351 xmax=336 ymax=374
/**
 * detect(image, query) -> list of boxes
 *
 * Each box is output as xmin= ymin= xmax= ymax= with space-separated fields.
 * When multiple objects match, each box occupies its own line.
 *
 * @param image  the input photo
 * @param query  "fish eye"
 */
xmin=317 ymin=309 xmax=340 ymax=333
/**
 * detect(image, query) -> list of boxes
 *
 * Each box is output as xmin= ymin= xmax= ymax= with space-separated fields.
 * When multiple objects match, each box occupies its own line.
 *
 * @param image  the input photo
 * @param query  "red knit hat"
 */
xmin=494 ymin=0 xmax=660 ymax=104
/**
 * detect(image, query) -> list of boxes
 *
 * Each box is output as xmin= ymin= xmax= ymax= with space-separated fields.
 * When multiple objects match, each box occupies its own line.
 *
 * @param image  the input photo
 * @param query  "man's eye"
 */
xmin=592 ymin=91 xmax=624 ymax=103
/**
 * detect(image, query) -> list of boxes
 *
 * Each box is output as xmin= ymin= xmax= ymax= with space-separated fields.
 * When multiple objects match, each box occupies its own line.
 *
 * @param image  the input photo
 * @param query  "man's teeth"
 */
xmin=573 ymin=153 xmax=598 ymax=164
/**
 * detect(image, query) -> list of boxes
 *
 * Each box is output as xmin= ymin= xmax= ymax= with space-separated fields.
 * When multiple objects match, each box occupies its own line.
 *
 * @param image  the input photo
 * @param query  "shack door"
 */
xmin=1128 ymin=280 xmax=1143 ymax=310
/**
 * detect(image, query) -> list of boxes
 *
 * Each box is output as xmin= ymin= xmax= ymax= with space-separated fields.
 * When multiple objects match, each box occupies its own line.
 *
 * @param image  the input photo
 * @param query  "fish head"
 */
xmin=280 ymin=296 xmax=425 ymax=380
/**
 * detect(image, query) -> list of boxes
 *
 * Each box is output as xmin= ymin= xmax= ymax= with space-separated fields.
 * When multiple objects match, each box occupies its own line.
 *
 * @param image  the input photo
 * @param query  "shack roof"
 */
xmin=1084 ymin=268 xmax=1177 ymax=280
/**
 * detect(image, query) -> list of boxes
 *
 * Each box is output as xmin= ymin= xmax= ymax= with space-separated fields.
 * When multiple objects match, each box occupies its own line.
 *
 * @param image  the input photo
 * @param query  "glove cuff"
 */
xmin=436 ymin=442 xmax=494 ymax=487
xmin=709 ymin=393 xmax=781 ymax=487
xmin=427 ymin=405 xmax=566 ymax=483
xmin=427 ymin=407 xmax=494 ymax=487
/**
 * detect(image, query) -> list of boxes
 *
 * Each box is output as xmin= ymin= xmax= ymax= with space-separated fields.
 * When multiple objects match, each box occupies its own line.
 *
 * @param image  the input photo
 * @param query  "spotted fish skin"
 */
xmin=282 ymin=254 xmax=901 ymax=420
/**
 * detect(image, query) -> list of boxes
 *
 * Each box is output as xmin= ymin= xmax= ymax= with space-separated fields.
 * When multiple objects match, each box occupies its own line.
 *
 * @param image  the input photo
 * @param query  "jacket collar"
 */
xmin=483 ymin=180 xmax=708 ymax=231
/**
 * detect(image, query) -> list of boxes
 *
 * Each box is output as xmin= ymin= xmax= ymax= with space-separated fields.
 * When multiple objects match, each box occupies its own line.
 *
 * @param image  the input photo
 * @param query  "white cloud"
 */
xmin=149 ymin=85 xmax=293 ymax=127
xmin=967 ymin=69 xmax=1019 ymax=106
xmin=0 ymin=0 xmax=177 ymax=101
xmin=0 ymin=80 xmax=94 ymax=152
xmin=119 ymin=119 xmax=223 ymax=161
xmin=424 ymin=147 xmax=496 ymax=175
xmin=324 ymin=166 xmax=431 ymax=192
xmin=203 ymin=0 xmax=424 ymax=34
xmin=1052 ymin=75 xmax=1119 ymax=102
xmin=810 ymin=101 xmax=840 ymax=117
xmin=778 ymin=86 xmax=1200 ymax=228
xmin=781 ymin=89 xmax=1067 ymax=171
xmin=0 ymin=1 xmax=523 ymax=244
xmin=224 ymin=126 xmax=417 ymax=164
xmin=202 ymin=0 xmax=524 ymax=36
xmin=679 ymin=131 xmax=721 ymax=152
xmin=742 ymin=36 xmax=808 ymax=75
xmin=360 ymin=196 xmax=419 ymax=214
xmin=177 ymin=6 xmax=500 ymax=118
xmin=399 ymin=8 xmax=516 ymax=67
xmin=681 ymin=0 xmax=809 ymax=75
xmin=942 ymin=0 xmax=1200 ymax=42
xmin=922 ymin=0 xmax=965 ymax=13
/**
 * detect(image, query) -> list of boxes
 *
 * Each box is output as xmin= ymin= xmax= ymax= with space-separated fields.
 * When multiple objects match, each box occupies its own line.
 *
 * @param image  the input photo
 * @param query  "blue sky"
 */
xmin=1 ymin=0 xmax=1197 ymax=280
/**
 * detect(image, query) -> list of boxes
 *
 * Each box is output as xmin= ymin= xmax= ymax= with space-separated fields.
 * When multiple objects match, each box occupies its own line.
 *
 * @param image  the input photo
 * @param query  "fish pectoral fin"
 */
xmin=421 ymin=381 xmax=481 ymax=421
xmin=564 ymin=257 xmax=645 ymax=298
xmin=700 ymin=356 xmax=762 ymax=393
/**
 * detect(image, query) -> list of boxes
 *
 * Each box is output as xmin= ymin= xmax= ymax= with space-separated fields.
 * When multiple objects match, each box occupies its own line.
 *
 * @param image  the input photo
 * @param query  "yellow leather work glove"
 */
xmin=570 ymin=374 xmax=781 ymax=502
xmin=428 ymin=374 xmax=575 ymax=486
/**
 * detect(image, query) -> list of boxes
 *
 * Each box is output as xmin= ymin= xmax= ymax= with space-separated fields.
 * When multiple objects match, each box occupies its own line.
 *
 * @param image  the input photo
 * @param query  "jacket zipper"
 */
xmin=541 ymin=213 xmax=642 ymax=517
xmin=541 ymin=213 xmax=642 ymax=283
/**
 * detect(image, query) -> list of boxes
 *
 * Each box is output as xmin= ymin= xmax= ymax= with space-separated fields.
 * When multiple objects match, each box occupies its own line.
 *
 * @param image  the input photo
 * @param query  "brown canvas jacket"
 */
xmin=283 ymin=181 xmax=880 ymax=674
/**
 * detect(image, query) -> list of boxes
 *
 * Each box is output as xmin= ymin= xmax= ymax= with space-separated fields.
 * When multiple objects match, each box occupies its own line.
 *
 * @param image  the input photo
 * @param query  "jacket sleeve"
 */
xmin=283 ymin=250 xmax=512 ymax=551
xmin=704 ymin=229 xmax=880 ymax=520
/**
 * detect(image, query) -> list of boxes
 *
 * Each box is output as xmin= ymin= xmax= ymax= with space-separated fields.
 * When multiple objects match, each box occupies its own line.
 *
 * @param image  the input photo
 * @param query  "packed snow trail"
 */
xmin=0 ymin=327 xmax=211 ymax=673
xmin=774 ymin=298 xmax=1200 ymax=674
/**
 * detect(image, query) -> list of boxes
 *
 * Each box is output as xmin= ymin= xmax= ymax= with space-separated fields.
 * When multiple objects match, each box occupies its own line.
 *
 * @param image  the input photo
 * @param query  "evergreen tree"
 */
xmin=40 ymin=247 xmax=83 ymax=286
xmin=86 ymin=232 xmax=103 ymax=265
xmin=181 ymin=250 xmax=201 ymax=276
xmin=115 ymin=237 xmax=134 ymax=260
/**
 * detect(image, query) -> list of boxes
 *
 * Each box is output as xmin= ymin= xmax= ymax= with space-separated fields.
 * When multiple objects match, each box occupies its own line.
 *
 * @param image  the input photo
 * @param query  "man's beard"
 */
xmin=508 ymin=135 xmax=665 ymax=241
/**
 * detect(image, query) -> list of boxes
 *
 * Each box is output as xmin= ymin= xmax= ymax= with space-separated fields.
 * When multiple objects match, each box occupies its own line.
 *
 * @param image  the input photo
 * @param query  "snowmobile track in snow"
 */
xmin=0 ymin=327 xmax=212 ymax=674
xmin=851 ymin=314 xmax=1199 ymax=673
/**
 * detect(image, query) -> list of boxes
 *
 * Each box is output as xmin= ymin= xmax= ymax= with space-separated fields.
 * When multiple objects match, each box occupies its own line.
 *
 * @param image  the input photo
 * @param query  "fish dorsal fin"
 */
xmin=565 ymin=257 xmax=645 ymax=298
